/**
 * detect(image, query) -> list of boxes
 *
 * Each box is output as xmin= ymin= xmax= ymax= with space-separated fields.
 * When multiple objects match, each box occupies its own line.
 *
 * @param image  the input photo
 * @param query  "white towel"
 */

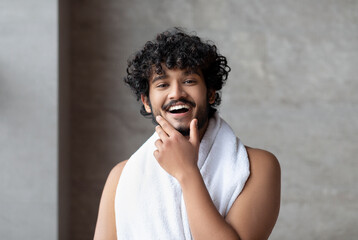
xmin=115 ymin=113 xmax=250 ymax=240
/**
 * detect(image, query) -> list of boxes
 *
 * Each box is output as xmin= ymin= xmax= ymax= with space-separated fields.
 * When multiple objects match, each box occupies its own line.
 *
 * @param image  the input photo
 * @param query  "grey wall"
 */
xmin=50 ymin=0 xmax=358 ymax=239
xmin=1 ymin=0 xmax=357 ymax=239
xmin=0 ymin=0 xmax=57 ymax=239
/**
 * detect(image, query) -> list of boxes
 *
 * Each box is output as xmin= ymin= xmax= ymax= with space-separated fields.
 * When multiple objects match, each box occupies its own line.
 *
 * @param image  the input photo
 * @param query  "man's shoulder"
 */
xmin=245 ymin=146 xmax=280 ymax=178
xmin=94 ymin=160 xmax=128 ymax=239
xmin=111 ymin=160 xmax=128 ymax=176
xmin=109 ymin=160 xmax=128 ymax=181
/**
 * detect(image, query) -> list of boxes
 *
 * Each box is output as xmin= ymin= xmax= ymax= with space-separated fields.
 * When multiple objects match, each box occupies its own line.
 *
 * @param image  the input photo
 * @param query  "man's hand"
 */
xmin=154 ymin=116 xmax=200 ymax=181
xmin=154 ymin=117 xmax=241 ymax=240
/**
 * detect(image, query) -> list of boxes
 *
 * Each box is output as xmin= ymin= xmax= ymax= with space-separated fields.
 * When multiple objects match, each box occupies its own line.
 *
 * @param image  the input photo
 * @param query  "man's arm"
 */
xmin=155 ymin=116 xmax=280 ymax=240
xmin=226 ymin=147 xmax=281 ymax=240
xmin=93 ymin=160 xmax=127 ymax=240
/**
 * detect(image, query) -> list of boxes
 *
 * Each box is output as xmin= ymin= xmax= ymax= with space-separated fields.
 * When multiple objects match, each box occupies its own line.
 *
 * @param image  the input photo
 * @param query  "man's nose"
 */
xmin=168 ymin=83 xmax=186 ymax=99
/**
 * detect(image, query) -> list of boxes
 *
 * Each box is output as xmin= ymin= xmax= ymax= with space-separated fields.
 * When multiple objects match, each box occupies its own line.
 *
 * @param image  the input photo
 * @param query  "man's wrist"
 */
xmin=177 ymin=165 xmax=201 ymax=187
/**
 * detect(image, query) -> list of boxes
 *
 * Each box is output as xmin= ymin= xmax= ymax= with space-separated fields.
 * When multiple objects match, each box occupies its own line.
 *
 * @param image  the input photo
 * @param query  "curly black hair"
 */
xmin=124 ymin=28 xmax=231 ymax=118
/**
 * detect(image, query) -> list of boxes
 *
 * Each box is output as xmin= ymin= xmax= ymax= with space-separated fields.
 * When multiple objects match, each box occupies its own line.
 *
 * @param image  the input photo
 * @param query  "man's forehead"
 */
xmin=150 ymin=66 xmax=203 ymax=79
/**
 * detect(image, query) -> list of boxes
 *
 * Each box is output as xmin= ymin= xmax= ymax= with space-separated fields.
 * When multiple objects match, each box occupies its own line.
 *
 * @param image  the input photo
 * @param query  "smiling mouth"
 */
xmin=168 ymin=104 xmax=190 ymax=114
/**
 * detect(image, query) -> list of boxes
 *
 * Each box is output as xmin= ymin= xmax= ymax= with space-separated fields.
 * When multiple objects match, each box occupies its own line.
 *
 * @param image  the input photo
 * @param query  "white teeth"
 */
xmin=168 ymin=105 xmax=189 ymax=111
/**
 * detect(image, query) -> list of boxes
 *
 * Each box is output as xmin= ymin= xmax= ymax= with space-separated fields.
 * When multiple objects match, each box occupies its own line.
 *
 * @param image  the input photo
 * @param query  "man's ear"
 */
xmin=141 ymin=94 xmax=152 ymax=113
xmin=208 ymin=90 xmax=216 ymax=104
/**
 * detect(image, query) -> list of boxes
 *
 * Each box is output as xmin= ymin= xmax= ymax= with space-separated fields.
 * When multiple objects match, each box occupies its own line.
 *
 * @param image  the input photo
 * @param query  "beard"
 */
xmin=148 ymin=98 xmax=210 ymax=136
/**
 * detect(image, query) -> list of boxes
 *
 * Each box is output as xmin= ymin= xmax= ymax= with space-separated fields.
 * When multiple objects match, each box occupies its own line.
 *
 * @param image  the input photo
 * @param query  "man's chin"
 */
xmin=150 ymin=114 xmax=190 ymax=135
xmin=176 ymin=127 xmax=190 ymax=136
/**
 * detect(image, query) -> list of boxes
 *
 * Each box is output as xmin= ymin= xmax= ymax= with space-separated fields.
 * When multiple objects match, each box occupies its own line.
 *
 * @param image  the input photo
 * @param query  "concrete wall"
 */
xmin=1 ymin=0 xmax=357 ymax=239
xmin=60 ymin=0 xmax=358 ymax=239
xmin=0 ymin=0 xmax=57 ymax=239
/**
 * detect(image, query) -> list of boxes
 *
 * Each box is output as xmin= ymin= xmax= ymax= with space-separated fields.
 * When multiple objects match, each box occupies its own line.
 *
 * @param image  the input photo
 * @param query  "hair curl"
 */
xmin=124 ymin=28 xmax=231 ymax=117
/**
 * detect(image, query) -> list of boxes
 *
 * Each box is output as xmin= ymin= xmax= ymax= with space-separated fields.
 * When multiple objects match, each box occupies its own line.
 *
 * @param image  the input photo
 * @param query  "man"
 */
xmin=94 ymin=28 xmax=280 ymax=240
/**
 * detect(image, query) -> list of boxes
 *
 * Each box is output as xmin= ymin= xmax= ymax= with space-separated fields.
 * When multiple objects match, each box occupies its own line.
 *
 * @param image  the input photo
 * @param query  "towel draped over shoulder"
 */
xmin=115 ymin=113 xmax=250 ymax=240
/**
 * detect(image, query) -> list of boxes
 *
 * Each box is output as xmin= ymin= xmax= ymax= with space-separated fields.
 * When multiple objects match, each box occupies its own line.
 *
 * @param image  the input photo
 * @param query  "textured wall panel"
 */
xmin=62 ymin=0 xmax=358 ymax=239
xmin=0 ymin=0 xmax=57 ymax=239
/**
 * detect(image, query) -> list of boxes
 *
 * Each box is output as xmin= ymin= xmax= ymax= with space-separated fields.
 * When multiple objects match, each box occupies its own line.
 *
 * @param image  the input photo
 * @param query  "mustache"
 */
xmin=162 ymin=98 xmax=196 ymax=111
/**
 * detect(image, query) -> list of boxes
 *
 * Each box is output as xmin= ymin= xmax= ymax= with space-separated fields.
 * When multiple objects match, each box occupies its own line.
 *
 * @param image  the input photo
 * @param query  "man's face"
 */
xmin=141 ymin=66 xmax=215 ymax=138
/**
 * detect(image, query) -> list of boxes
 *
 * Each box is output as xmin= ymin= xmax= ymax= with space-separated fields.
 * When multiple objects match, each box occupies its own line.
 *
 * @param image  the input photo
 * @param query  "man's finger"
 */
xmin=155 ymin=125 xmax=169 ymax=140
xmin=153 ymin=149 xmax=160 ymax=159
xmin=154 ymin=139 xmax=163 ymax=150
xmin=189 ymin=118 xmax=199 ymax=146
xmin=156 ymin=116 xmax=176 ymax=136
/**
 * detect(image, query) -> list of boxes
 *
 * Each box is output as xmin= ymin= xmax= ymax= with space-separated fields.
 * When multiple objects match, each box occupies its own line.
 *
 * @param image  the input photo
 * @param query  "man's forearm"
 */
xmin=178 ymin=167 xmax=240 ymax=240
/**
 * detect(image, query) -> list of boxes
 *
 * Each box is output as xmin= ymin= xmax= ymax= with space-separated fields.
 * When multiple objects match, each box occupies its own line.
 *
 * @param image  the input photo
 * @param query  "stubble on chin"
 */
xmin=147 ymin=99 xmax=210 ymax=137
xmin=150 ymin=112 xmax=190 ymax=136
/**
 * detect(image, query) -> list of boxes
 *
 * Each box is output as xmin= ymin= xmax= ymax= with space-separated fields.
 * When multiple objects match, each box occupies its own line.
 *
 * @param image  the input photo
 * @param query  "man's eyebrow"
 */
xmin=152 ymin=74 xmax=167 ymax=83
xmin=183 ymin=69 xmax=202 ymax=77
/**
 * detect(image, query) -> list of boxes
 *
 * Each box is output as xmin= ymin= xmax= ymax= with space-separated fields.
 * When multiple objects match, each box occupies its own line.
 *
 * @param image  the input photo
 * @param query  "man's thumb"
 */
xmin=190 ymin=118 xmax=199 ymax=145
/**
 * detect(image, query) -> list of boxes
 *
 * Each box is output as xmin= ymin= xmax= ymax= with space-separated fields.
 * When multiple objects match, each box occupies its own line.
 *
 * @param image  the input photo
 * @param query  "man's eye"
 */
xmin=156 ymin=83 xmax=168 ymax=88
xmin=184 ymin=79 xmax=196 ymax=84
